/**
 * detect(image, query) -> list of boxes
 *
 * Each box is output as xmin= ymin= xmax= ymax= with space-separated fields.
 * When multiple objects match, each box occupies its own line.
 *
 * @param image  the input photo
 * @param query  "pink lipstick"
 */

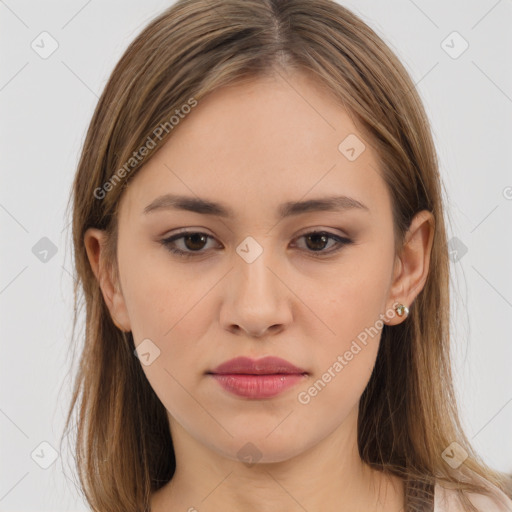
xmin=207 ymin=356 xmax=308 ymax=399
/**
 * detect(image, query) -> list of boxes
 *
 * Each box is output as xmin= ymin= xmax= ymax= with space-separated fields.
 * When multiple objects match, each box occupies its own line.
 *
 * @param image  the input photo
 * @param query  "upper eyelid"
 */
xmin=163 ymin=225 xmax=350 ymax=238
xmin=161 ymin=229 xmax=351 ymax=252
xmin=162 ymin=228 xmax=349 ymax=243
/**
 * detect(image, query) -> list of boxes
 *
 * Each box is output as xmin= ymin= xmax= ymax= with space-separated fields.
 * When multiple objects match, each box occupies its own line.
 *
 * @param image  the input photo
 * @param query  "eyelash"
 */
xmin=160 ymin=230 xmax=353 ymax=259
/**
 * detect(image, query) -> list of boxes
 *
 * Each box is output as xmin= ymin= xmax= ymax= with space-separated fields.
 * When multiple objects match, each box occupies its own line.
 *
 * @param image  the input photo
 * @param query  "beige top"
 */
xmin=434 ymin=477 xmax=512 ymax=511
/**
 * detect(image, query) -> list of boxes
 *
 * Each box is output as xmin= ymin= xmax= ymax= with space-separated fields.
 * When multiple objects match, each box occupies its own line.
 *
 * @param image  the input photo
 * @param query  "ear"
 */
xmin=84 ymin=227 xmax=132 ymax=332
xmin=385 ymin=210 xmax=435 ymax=326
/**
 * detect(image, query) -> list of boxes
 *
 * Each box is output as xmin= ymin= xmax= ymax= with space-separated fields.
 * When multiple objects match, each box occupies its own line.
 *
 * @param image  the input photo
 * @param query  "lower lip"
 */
xmin=209 ymin=373 xmax=306 ymax=399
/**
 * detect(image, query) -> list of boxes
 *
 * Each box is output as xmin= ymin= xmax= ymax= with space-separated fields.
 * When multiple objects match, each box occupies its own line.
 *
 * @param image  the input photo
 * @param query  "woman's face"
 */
xmin=89 ymin=70 xmax=425 ymax=464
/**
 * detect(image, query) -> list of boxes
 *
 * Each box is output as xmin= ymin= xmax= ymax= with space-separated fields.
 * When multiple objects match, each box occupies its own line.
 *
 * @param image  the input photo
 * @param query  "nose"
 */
xmin=220 ymin=245 xmax=292 ymax=338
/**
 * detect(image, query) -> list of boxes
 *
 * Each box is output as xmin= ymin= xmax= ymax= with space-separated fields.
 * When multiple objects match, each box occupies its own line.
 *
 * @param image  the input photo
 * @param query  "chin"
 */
xmin=212 ymin=434 xmax=311 ymax=466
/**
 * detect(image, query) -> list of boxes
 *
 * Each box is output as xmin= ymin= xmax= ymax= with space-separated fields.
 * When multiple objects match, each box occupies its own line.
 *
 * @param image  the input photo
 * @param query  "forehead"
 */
xmin=119 ymin=71 xmax=390 ymax=221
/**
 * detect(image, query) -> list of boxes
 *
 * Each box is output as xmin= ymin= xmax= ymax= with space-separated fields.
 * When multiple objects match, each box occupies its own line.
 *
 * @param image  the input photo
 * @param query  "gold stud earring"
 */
xmin=395 ymin=303 xmax=409 ymax=318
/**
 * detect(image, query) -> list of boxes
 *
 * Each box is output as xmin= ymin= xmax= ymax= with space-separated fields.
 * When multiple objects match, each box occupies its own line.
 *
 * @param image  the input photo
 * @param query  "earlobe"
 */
xmin=84 ymin=227 xmax=132 ymax=332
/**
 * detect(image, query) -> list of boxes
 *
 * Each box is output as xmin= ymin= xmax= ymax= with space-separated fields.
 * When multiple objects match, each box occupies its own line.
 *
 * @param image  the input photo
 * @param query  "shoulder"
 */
xmin=434 ymin=477 xmax=512 ymax=512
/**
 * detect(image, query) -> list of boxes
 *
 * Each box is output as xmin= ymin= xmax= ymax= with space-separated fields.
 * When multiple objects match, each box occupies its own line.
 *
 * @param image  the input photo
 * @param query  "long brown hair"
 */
xmin=61 ymin=1 xmax=511 ymax=510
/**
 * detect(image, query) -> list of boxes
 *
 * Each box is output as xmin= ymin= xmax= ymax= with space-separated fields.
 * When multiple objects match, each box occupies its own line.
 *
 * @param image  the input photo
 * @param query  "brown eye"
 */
xmin=161 ymin=231 xmax=218 ymax=257
xmin=181 ymin=233 xmax=209 ymax=251
xmin=294 ymin=231 xmax=353 ymax=256
xmin=304 ymin=232 xmax=331 ymax=251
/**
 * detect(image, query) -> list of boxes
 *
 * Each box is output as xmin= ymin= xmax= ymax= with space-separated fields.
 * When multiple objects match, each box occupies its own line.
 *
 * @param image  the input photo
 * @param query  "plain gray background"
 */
xmin=1 ymin=1 xmax=511 ymax=510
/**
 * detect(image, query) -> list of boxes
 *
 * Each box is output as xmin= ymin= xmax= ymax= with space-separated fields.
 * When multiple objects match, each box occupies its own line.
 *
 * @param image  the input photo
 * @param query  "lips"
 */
xmin=207 ymin=356 xmax=308 ymax=399
xmin=208 ymin=356 xmax=308 ymax=376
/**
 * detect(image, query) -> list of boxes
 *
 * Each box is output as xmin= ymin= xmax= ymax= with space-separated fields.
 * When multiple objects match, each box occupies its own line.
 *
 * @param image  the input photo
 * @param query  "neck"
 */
xmin=151 ymin=406 xmax=405 ymax=512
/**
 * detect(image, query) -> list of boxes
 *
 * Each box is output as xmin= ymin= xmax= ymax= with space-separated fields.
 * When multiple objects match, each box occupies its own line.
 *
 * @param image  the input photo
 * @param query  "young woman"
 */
xmin=62 ymin=1 xmax=512 ymax=511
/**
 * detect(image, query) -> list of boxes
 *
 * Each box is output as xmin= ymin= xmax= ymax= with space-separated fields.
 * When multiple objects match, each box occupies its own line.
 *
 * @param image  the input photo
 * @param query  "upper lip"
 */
xmin=208 ymin=356 xmax=308 ymax=375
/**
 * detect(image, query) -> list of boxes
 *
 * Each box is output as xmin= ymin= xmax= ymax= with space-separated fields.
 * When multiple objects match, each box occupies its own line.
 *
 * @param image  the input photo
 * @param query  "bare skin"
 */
xmin=85 ymin=69 xmax=434 ymax=512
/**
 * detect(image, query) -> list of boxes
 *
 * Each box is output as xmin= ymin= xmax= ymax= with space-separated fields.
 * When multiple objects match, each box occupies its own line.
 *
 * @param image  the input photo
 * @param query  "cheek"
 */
xmin=120 ymin=258 xmax=213 ymax=425
xmin=295 ymin=293 xmax=383 ymax=425
xmin=295 ymin=245 xmax=392 ymax=405
xmin=119 ymin=248 xmax=217 ymax=394
xmin=305 ymin=245 xmax=393 ymax=346
xmin=118 ymin=238 xmax=201 ymax=337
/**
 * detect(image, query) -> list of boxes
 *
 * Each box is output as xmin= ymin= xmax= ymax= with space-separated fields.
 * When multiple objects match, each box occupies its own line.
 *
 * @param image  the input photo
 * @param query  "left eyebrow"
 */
xmin=142 ymin=193 xmax=370 ymax=218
